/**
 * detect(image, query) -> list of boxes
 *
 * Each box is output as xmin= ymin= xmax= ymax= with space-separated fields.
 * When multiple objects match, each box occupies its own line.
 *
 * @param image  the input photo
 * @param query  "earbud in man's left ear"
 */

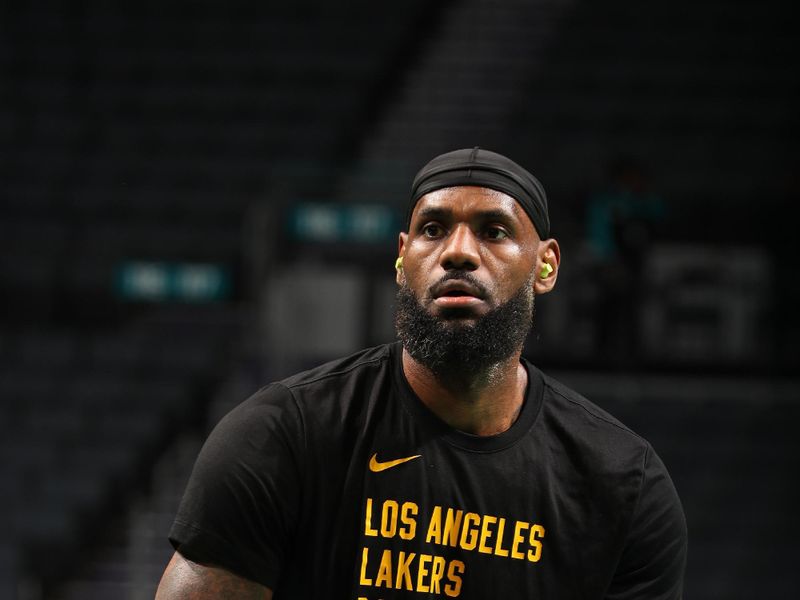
xmin=395 ymin=257 xmax=404 ymax=271
xmin=539 ymin=263 xmax=553 ymax=278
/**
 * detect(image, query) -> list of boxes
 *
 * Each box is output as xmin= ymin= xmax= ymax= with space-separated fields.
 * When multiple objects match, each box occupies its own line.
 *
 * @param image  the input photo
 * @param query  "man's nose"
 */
xmin=439 ymin=224 xmax=480 ymax=271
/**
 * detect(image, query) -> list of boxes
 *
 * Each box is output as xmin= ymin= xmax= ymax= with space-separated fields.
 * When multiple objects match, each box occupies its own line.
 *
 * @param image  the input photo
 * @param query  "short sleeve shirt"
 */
xmin=169 ymin=343 xmax=687 ymax=599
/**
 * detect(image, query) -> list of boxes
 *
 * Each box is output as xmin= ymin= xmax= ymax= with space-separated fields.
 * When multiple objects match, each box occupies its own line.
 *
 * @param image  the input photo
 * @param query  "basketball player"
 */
xmin=156 ymin=148 xmax=687 ymax=599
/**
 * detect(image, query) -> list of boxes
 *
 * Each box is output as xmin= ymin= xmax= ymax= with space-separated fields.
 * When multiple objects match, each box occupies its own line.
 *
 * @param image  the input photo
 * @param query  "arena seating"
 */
xmin=0 ymin=309 xmax=239 ymax=591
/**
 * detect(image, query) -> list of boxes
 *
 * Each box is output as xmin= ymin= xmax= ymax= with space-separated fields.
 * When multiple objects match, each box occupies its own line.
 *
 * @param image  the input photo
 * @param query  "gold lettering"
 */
xmin=527 ymin=524 xmax=545 ymax=562
xmin=494 ymin=517 xmax=509 ymax=557
xmin=400 ymin=502 xmax=418 ymax=540
xmin=359 ymin=547 xmax=372 ymax=585
xmin=444 ymin=560 xmax=465 ymax=597
xmin=395 ymin=551 xmax=415 ymax=590
xmin=511 ymin=520 xmax=529 ymax=559
xmin=364 ymin=498 xmax=377 ymax=537
xmin=478 ymin=514 xmax=497 ymax=554
xmin=381 ymin=499 xmax=399 ymax=537
xmin=426 ymin=506 xmax=442 ymax=544
xmin=361 ymin=505 xmax=543 ymax=599
xmin=459 ymin=512 xmax=480 ymax=551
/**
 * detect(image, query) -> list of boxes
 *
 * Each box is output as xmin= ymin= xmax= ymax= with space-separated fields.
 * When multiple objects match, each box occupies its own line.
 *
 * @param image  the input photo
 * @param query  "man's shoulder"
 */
xmin=543 ymin=374 xmax=639 ymax=433
xmin=536 ymin=370 xmax=650 ymax=457
xmin=220 ymin=343 xmax=396 ymax=432
xmin=236 ymin=343 xmax=394 ymax=411
xmin=277 ymin=343 xmax=395 ymax=391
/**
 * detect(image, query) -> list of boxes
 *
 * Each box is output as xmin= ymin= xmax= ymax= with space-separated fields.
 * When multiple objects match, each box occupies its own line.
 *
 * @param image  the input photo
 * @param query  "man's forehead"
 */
xmin=411 ymin=186 xmax=526 ymax=221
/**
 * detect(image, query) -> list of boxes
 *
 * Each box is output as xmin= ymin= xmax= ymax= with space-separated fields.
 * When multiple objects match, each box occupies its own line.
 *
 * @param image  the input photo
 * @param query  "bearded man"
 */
xmin=156 ymin=148 xmax=687 ymax=600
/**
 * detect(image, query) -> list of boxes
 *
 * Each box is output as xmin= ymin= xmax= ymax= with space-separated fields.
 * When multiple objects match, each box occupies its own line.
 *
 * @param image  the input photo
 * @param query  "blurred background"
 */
xmin=1 ymin=0 xmax=798 ymax=598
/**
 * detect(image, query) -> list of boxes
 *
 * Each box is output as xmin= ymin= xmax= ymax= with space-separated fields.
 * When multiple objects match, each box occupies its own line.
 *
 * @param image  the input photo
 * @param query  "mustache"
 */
xmin=427 ymin=271 xmax=490 ymax=300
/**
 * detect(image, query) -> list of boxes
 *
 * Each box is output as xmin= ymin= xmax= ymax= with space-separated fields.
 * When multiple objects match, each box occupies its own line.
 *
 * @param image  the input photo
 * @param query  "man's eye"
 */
xmin=485 ymin=227 xmax=508 ymax=240
xmin=423 ymin=224 xmax=444 ymax=237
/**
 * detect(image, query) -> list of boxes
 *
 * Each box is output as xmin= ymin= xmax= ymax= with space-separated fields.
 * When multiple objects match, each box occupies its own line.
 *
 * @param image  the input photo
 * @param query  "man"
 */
xmin=156 ymin=147 xmax=687 ymax=599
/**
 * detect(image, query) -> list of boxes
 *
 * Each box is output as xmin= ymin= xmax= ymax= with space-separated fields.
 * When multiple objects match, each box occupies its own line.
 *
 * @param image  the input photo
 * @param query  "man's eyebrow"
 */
xmin=415 ymin=206 xmax=452 ymax=221
xmin=475 ymin=209 xmax=516 ymax=223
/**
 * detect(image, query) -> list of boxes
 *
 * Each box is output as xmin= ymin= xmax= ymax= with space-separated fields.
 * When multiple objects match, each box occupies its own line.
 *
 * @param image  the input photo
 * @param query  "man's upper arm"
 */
xmin=167 ymin=383 xmax=304 ymax=589
xmin=156 ymin=551 xmax=273 ymax=600
xmin=606 ymin=445 xmax=688 ymax=599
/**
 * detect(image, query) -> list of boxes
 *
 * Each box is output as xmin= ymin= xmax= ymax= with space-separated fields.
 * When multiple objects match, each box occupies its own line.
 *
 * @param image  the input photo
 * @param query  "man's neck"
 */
xmin=401 ymin=348 xmax=528 ymax=436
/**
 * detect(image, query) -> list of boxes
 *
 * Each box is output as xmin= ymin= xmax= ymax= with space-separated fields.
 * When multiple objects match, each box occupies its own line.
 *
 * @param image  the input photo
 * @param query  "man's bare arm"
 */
xmin=155 ymin=551 xmax=273 ymax=600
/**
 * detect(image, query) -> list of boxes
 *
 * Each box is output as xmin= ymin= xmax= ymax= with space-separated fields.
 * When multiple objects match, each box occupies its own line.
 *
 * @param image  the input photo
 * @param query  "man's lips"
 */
xmin=433 ymin=295 xmax=485 ymax=308
xmin=430 ymin=279 xmax=486 ymax=308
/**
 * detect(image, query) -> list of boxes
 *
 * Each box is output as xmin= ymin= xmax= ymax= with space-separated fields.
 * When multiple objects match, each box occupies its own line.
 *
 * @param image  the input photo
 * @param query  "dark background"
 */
xmin=1 ymin=1 xmax=798 ymax=598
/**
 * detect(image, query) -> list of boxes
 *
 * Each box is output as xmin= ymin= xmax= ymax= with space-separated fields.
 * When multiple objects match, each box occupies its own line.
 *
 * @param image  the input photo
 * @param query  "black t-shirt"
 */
xmin=169 ymin=343 xmax=687 ymax=599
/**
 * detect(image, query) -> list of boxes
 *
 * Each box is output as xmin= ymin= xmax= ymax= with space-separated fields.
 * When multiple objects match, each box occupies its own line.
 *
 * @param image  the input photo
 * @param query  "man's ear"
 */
xmin=533 ymin=239 xmax=560 ymax=295
xmin=396 ymin=232 xmax=408 ymax=285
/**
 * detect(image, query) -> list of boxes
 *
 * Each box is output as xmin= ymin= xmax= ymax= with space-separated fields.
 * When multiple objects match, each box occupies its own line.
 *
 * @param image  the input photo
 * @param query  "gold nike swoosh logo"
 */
xmin=369 ymin=452 xmax=422 ymax=472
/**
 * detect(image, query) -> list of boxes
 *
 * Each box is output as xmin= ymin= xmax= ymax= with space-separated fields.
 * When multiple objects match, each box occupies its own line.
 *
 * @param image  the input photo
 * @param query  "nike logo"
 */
xmin=369 ymin=452 xmax=422 ymax=472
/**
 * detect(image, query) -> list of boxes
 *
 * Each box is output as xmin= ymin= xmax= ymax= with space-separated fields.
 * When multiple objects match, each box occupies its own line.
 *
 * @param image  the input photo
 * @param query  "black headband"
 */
xmin=407 ymin=147 xmax=550 ymax=238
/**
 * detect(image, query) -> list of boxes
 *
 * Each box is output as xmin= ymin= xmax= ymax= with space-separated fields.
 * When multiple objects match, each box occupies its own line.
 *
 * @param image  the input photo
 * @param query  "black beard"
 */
xmin=395 ymin=273 xmax=535 ymax=384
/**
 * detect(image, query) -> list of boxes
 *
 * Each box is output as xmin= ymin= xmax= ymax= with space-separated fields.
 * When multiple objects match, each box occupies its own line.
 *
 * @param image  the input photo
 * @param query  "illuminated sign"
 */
xmin=115 ymin=262 xmax=231 ymax=302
